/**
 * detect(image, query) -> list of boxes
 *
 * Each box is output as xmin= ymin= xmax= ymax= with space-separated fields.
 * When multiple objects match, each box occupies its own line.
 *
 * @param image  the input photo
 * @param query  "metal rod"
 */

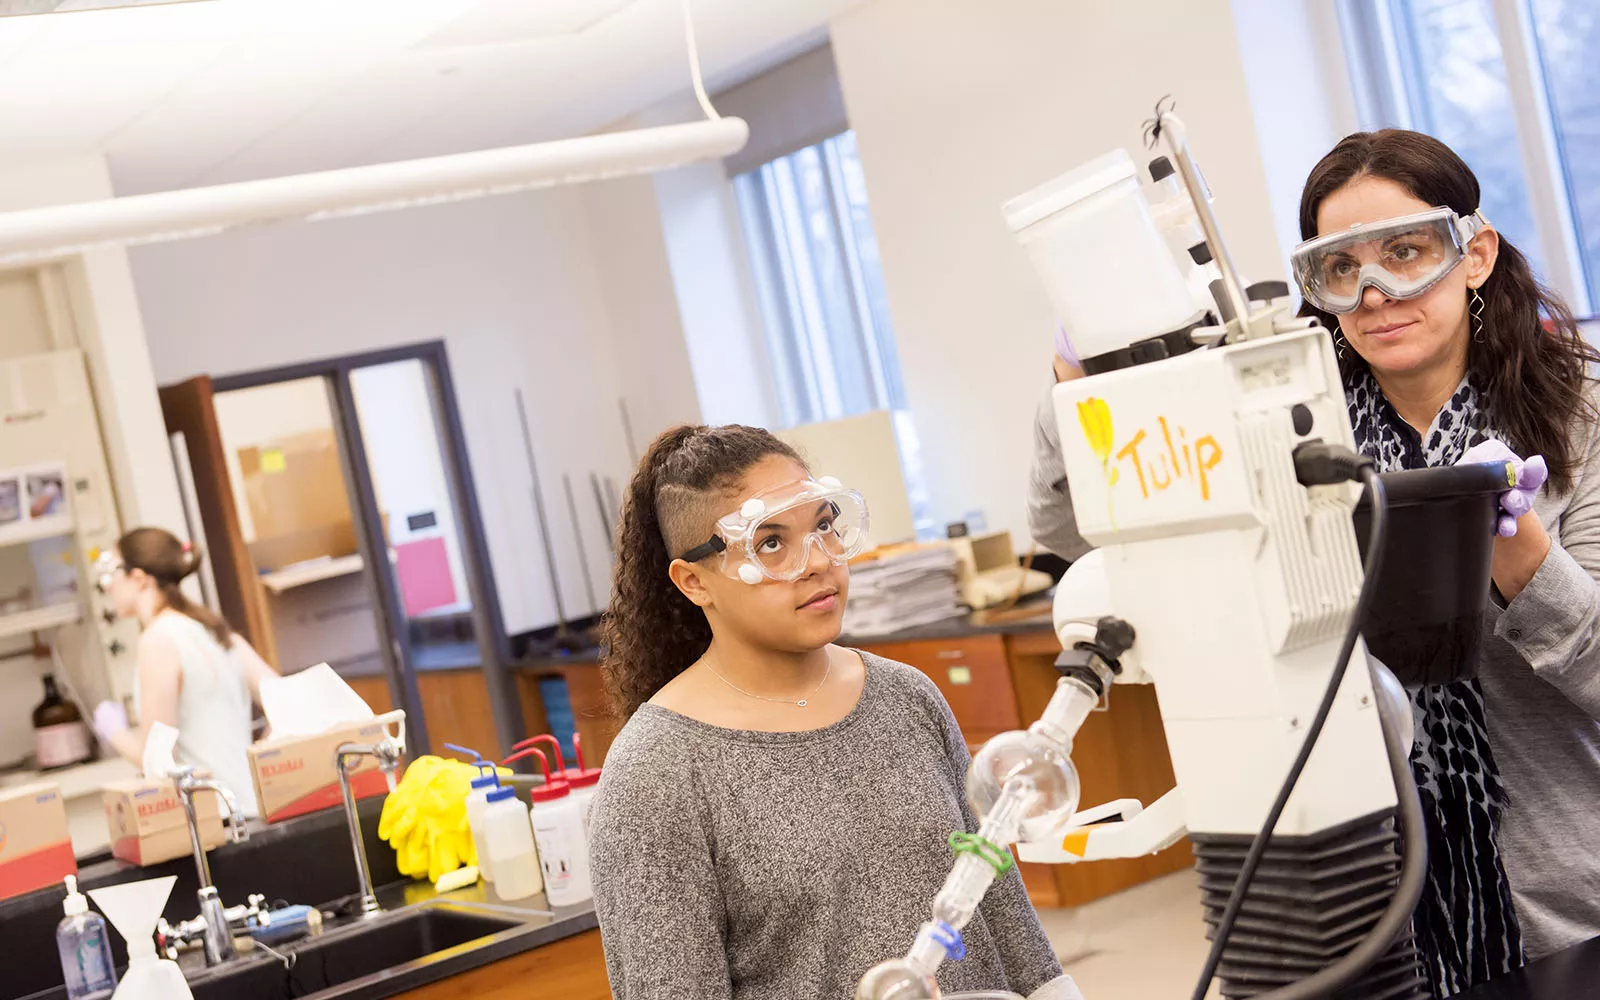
xmin=336 ymin=748 xmax=382 ymax=917
xmin=591 ymin=472 xmax=615 ymax=559
xmin=515 ymin=388 xmax=570 ymax=630
xmin=563 ymin=473 xmax=600 ymax=613
xmin=1157 ymin=112 xmax=1251 ymax=340
xmin=618 ymin=398 xmax=639 ymax=464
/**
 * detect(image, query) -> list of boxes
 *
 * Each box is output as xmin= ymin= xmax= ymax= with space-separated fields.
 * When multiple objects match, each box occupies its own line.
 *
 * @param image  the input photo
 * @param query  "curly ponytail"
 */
xmin=118 ymin=526 xmax=234 ymax=646
xmin=601 ymin=424 xmax=802 ymax=718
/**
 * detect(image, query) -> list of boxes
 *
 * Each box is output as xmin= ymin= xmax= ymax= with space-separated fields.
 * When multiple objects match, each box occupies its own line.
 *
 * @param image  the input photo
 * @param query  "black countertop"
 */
xmin=3 ymin=796 xmax=593 ymax=1000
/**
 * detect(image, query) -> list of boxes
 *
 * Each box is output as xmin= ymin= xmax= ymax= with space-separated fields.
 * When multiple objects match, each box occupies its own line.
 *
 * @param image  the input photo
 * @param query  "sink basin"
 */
xmin=190 ymin=905 xmax=522 ymax=1000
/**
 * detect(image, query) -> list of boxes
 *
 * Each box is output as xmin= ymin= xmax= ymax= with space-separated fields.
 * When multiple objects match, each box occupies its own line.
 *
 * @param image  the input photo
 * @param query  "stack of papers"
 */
xmin=844 ymin=544 xmax=965 ymax=636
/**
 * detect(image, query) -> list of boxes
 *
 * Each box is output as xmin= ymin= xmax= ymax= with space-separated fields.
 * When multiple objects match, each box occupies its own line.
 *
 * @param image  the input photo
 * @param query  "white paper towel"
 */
xmin=142 ymin=721 xmax=180 ymax=778
xmin=258 ymin=663 xmax=376 ymax=739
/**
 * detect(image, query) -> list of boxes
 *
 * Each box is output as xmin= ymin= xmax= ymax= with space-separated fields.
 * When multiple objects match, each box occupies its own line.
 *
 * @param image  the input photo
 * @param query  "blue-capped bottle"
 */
xmin=57 ymin=875 xmax=117 ymax=999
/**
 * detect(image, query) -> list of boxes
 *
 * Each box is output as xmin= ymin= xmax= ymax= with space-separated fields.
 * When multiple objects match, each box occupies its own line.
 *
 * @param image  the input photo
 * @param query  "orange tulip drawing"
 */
xmin=1077 ymin=397 xmax=1119 ymax=526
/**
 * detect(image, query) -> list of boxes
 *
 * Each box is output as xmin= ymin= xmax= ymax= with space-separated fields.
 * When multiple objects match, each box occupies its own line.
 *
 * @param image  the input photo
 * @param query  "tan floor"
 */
xmin=1037 ymin=869 xmax=1223 ymax=1000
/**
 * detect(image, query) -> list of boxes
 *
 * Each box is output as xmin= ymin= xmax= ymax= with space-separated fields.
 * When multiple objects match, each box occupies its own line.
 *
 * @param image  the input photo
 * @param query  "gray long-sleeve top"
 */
xmin=1025 ymin=380 xmax=1600 ymax=959
xmin=588 ymin=652 xmax=1064 ymax=1000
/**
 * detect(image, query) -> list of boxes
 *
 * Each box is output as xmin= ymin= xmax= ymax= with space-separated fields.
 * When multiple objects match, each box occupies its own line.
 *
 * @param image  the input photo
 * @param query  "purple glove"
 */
xmin=93 ymin=700 xmax=128 ymax=743
xmin=1460 ymin=438 xmax=1548 ymax=537
xmin=1054 ymin=326 xmax=1081 ymax=368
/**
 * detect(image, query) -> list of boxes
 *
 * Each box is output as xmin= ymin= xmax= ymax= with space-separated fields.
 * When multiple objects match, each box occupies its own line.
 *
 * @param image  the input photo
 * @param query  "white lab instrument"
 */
xmin=859 ymin=108 xmax=1426 ymax=1000
xmin=88 ymin=876 xmax=194 ymax=1000
xmin=1003 ymin=149 xmax=1199 ymax=362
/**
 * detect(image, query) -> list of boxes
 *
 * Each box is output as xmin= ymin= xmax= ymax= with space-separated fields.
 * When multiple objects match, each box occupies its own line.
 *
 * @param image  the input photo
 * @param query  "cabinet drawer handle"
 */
xmin=936 ymin=650 xmax=964 ymax=659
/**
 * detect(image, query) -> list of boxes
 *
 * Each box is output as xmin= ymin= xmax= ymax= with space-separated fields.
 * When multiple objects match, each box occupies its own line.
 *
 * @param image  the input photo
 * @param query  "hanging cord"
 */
xmin=680 ymin=0 xmax=722 ymax=121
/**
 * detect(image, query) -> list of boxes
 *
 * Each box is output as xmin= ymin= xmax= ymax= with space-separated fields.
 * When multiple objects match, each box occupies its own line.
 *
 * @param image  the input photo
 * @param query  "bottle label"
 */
xmin=37 ymin=722 xmax=92 ymax=768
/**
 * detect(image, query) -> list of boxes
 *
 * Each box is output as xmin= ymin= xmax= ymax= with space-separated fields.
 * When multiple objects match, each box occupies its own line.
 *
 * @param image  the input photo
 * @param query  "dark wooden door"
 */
xmin=158 ymin=375 xmax=274 ymax=660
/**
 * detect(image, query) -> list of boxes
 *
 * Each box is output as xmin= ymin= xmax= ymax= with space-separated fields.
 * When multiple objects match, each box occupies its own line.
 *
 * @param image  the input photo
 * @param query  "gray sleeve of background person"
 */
xmin=919 ymin=673 xmax=1064 ymax=994
xmin=1495 ymin=405 xmax=1600 ymax=719
xmin=589 ymin=729 xmax=733 ymax=1000
xmin=1028 ymin=385 xmax=1092 ymax=561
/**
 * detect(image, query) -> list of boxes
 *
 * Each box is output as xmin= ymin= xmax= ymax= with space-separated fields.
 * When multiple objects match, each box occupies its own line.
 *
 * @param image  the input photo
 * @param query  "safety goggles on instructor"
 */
xmin=677 ymin=477 xmax=870 ymax=585
xmin=1291 ymin=206 xmax=1489 ymax=315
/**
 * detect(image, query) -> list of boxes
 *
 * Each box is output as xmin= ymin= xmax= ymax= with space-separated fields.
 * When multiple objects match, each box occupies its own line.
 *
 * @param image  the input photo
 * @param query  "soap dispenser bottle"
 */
xmin=56 ymin=875 xmax=117 ymax=999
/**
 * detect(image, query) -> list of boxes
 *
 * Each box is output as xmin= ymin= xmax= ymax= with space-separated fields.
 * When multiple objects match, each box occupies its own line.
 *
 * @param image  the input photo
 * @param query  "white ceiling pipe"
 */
xmin=0 ymin=116 xmax=748 ymax=266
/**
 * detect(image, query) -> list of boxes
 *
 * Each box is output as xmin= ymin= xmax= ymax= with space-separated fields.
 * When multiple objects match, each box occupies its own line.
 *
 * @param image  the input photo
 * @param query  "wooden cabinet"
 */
xmin=861 ymin=635 xmax=1020 ymax=748
xmin=516 ymin=665 xmax=620 ymax=768
xmin=390 ymin=928 xmax=609 ymax=999
xmin=1004 ymin=629 xmax=1191 ymax=908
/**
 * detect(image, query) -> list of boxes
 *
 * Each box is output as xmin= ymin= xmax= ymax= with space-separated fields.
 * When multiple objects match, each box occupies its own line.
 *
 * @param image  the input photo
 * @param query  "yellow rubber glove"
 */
xmin=381 ymin=756 xmax=486 ymax=882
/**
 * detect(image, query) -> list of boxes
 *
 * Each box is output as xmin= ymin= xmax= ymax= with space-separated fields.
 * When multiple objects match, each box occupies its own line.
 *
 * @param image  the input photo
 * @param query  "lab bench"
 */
xmin=1 ymin=797 xmax=605 ymax=1000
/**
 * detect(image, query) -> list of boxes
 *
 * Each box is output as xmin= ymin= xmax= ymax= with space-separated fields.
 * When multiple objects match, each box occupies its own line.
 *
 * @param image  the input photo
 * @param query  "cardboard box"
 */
xmin=239 ymin=429 xmax=359 ymax=571
xmin=0 ymin=783 xmax=76 ymax=901
xmin=248 ymin=718 xmax=394 ymax=824
xmin=103 ymin=778 xmax=226 ymax=867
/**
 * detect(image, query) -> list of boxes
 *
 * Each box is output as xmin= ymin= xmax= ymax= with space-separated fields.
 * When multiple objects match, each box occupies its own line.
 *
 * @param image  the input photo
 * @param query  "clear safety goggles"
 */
xmin=1291 ymin=207 xmax=1488 ymax=315
xmin=677 ymin=477 xmax=870 ymax=585
xmin=93 ymin=550 xmax=124 ymax=593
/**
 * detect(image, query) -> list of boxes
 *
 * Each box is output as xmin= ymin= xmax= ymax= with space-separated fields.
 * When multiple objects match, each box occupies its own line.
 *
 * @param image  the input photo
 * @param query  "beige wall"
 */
xmin=829 ymin=0 xmax=1300 ymax=543
xmin=131 ymin=187 xmax=645 ymax=632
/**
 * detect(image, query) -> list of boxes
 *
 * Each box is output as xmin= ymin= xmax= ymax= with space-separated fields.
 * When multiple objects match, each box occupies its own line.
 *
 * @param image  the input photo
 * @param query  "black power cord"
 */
xmin=1188 ymin=445 xmax=1388 ymax=1000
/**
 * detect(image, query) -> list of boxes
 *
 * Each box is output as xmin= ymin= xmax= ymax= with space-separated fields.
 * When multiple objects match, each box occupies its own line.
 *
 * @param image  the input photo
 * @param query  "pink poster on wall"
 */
xmin=394 ymin=536 xmax=457 ymax=616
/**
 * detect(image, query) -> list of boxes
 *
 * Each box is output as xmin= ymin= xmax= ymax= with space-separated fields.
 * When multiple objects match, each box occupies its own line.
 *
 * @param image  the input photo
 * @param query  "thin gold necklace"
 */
xmin=703 ymin=654 xmax=833 ymax=708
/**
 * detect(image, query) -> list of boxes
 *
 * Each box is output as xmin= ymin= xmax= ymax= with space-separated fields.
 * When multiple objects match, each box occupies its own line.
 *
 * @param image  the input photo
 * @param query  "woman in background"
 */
xmin=93 ymin=527 xmax=278 ymax=817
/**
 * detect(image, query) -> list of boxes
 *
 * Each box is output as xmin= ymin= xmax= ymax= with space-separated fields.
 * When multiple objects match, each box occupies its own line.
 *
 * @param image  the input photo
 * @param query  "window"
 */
xmin=1339 ymin=0 xmax=1596 ymax=313
xmin=733 ymin=130 xmax=934 ymax=535
xmin=733 ymin=131 xmax=907 ymax=425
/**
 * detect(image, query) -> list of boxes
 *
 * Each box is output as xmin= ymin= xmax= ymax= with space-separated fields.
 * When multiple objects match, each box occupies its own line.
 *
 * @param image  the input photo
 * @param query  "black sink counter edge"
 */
xmin=298 ymin=904 xmax=598 ymax=1000
xmin=3 ymin=797 xmax=403 ymax=1000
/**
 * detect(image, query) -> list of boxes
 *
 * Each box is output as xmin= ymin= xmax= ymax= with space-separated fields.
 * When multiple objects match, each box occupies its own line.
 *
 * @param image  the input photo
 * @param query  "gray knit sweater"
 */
xmin=588 ymin=652 xmax=1064 ymax=1000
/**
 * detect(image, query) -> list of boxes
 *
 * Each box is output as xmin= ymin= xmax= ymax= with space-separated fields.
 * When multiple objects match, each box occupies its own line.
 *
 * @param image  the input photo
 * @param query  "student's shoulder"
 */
xmin=593 ymin=708 xmax=702 ymax=794
xmin=855 ymin=648 xmax=949 ymax=713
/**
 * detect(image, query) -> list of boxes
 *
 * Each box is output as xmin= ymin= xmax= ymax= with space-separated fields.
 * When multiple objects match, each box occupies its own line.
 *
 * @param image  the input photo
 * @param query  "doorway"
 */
xmin=161 ymin=341 xmax=518 ymax=757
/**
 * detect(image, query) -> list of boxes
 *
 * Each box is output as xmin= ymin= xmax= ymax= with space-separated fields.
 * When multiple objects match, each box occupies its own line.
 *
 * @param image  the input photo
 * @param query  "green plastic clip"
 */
xmin=948 ymin=831 xmax=1014 ymax=876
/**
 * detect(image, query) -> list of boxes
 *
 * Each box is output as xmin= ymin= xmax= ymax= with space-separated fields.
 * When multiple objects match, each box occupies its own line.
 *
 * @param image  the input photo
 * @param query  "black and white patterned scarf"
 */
xmin=1346 ymin=369 xmax=1525 ymax=997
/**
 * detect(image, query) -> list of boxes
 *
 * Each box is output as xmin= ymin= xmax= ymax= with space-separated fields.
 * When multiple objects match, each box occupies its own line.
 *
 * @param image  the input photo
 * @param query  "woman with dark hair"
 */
xmin=92 ymin=527 xmax=279 ymax=817
xmin=587 ymin=424 xmax=1077 ymax=1000
xmin=1026 ymin=129 xmax=1600 ymax=997
xmin=1293 ymin=129 xmax=1600 ymax=995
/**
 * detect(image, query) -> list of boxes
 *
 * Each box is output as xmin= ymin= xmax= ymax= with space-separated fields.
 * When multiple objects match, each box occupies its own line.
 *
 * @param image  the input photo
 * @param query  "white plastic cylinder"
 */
xmin=1004 ymin=149 xmax=1197 ymax=361
xmin=530 ymin=792 xmax=594 ymax=906
xmin=465 ymin=778 xmax=498 ymax=884
xmin=481 ymin=788 xmax=542 ymax=901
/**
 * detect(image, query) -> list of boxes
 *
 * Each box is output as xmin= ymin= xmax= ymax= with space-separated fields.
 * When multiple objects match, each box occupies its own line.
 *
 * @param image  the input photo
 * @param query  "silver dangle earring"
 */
xmin=1334 ymin=332 xmax=1348 ymax=361
xmin=1471 ymin=288 xmax=1486 ymax=344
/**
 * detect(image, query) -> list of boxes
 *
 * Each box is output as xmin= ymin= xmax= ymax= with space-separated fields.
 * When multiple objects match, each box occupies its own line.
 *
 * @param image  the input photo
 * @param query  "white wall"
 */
xmin=828 ymin=0 xmax=1304 ymax=544
xmin=580 ymin=175 xmax=704 ymax=456
xmin=129 ymin=186 xmax=642 ymax=633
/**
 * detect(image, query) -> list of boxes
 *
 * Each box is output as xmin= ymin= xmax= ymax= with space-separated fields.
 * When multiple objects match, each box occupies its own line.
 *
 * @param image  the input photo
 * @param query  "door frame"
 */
xmin=211 ymin=340 xmax=519 ymax=757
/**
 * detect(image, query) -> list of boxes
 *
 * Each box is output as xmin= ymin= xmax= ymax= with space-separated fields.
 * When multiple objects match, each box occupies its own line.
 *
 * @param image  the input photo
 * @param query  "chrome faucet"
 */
xmin=335 ymin=711 xmax=407 ymax=918
xmin=170 ymin=765 xmax=249 ymax=967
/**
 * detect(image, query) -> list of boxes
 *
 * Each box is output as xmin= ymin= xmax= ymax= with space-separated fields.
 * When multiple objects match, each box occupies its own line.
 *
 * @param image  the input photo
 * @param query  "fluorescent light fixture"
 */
xmin=0 ymin=116 xmax=747 ymax=266
xmin=0 ymin=0 xmax=210 ymax=15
